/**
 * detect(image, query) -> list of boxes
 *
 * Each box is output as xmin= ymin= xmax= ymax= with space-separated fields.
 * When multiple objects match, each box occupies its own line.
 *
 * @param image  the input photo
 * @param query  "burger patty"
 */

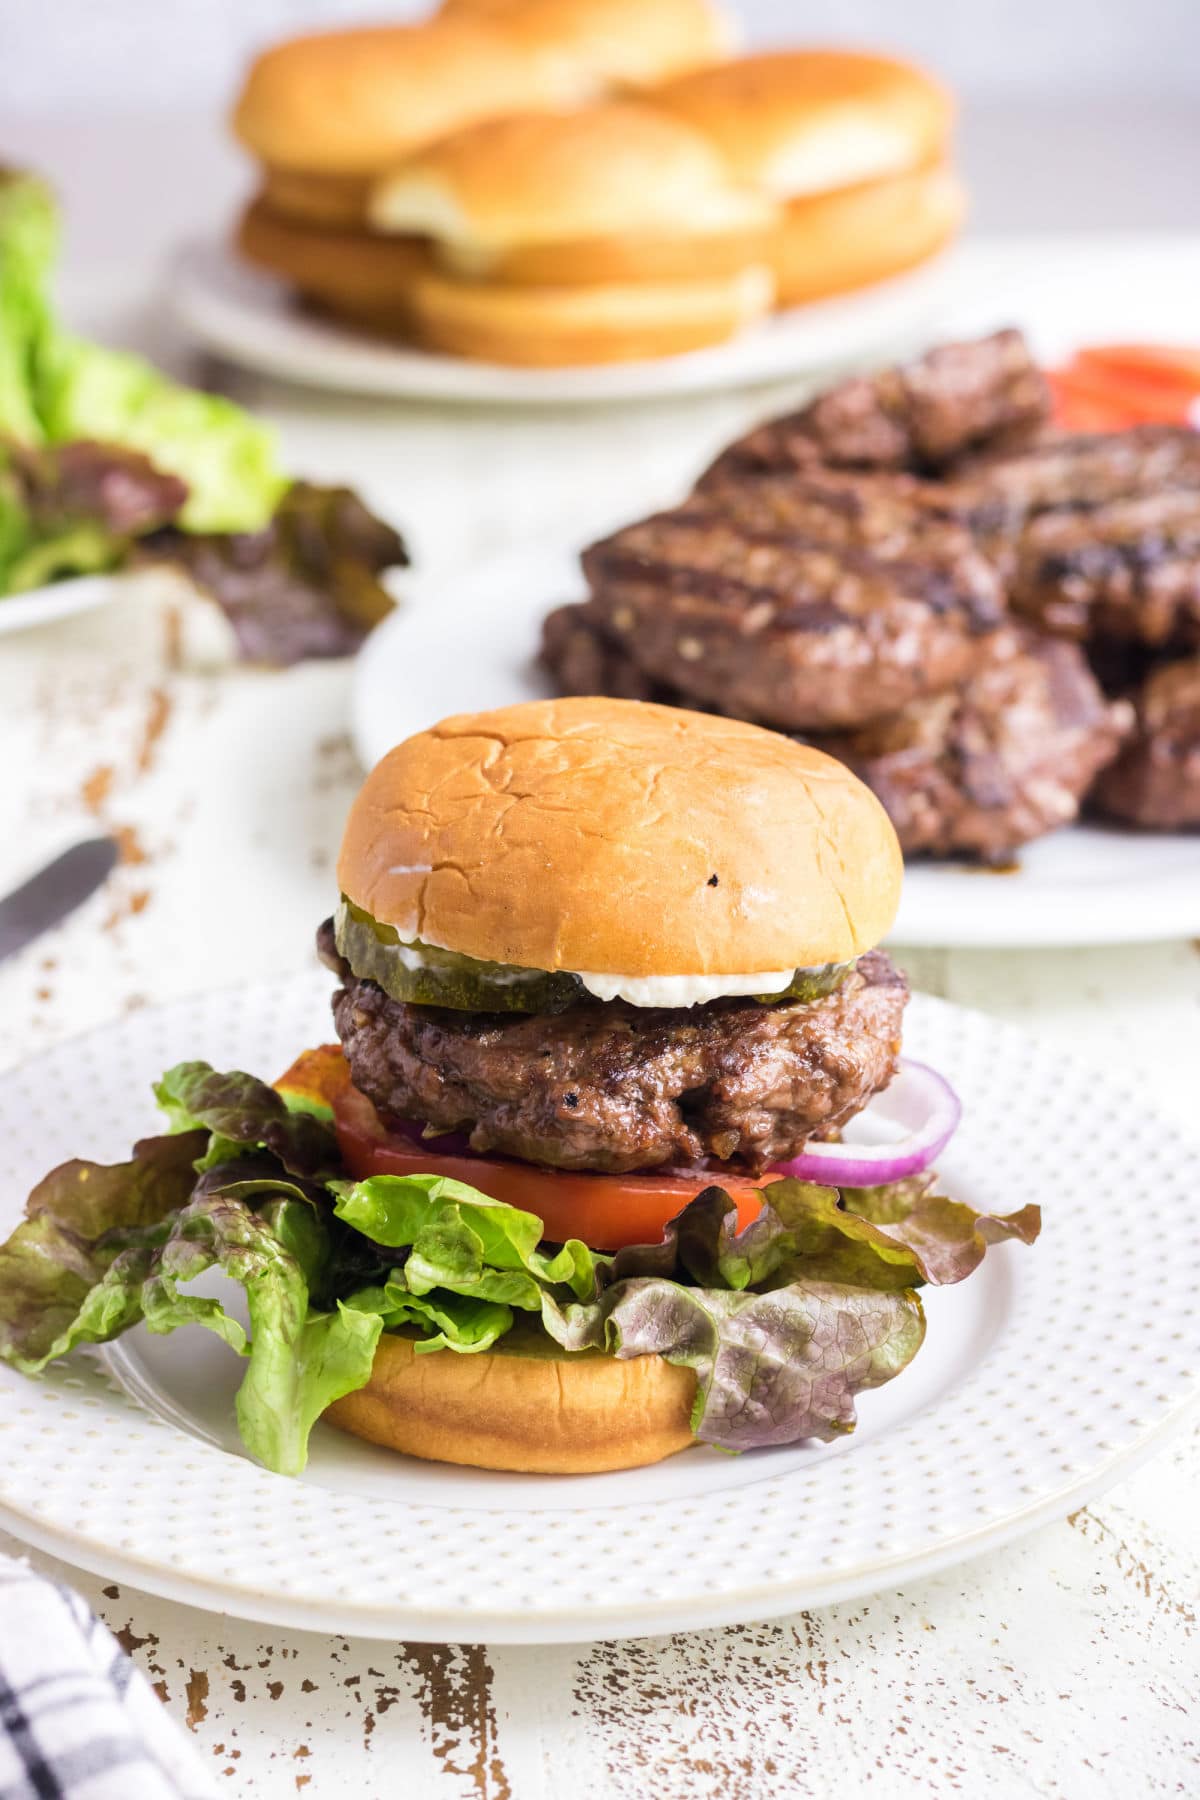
xmin=810 ymin=630 xmax=1133 ymax=861
xmin=1090 ymin=657 xmax=1200 ymax=829
xmin=946 ymin=425 xmax=1200 ymax=530
xmin=320 ymin=928 xmax=909 ymax=1176
xmin=1011 ymin=487 xmax=1200 ymax=648
xmin=700 ymin=328 xmax=1049 ymax=481
xmin=577 ymin=504 xmax=1005 ymax=731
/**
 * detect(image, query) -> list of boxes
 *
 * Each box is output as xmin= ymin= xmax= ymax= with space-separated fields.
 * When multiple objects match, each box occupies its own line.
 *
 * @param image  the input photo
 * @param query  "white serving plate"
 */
xmin=0 ymin=972 xmax=1196 ymax=1642
xmin=0 ymin=572 xmax=120 ymax=636
xmin=169 ymin=238 xmax=955 ymax=405
xmin=351 ymin=548 xmax=1200 ymax=948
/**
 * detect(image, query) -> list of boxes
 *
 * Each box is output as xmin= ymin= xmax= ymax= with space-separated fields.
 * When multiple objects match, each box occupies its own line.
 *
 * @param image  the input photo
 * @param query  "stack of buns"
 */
xmin=232 ymin=0 xmax=962 ymax=366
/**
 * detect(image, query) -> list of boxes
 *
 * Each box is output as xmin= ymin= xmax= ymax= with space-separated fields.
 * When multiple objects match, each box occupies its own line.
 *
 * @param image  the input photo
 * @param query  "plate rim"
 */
xmin=168 ymin=237 xmax=956 ymax=407
xmin=2 ymin=1395 xmax=1196 ymax=1644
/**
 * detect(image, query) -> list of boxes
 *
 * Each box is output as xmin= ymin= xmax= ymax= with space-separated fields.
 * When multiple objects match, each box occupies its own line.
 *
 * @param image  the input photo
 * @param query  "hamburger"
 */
xmin=651 ymin=49 xmax=963 ymax=305
xmin=366 ymin=103 xmax=777 ymax=364
xmin=0 ymin=698 xmax=1039 ymax=1479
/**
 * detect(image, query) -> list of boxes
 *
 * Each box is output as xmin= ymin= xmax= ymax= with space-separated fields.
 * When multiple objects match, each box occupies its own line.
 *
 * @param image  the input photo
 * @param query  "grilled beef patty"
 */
xmin=810 ymin=630 xmax=1133 ymax=861
xmin=1090 ymin=657 xmax=1200 ymax=829
xmin=319 ymin=924 xmax=908 ymax=1177
xmin=701 ymin=329 xmax=1049 ymax=483
xmin=1011 ymin=487 xmax=1200 ymax=648
xmin=577 ymin=503 xmax=1005 ymax=732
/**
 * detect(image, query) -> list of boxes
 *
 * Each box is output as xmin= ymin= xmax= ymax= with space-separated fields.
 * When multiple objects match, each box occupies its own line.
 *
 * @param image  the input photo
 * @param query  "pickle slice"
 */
xmin=337 ymin=899 xmax=854 ymax=1014
xmin=336 ymin=901 xmax=585 ymax=1013
xmin=752 ymin=962 xmax=853 ymax=1005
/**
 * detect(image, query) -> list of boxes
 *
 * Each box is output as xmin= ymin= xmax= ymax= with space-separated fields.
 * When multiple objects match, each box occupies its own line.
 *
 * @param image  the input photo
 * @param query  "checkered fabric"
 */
xmin=0 ymin=1556 xmax=216 ymax=1800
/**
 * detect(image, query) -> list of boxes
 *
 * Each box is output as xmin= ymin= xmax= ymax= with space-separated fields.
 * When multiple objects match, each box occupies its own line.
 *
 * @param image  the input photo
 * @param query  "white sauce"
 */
xmin=572 ymin=969 xmax=798 ymax=1007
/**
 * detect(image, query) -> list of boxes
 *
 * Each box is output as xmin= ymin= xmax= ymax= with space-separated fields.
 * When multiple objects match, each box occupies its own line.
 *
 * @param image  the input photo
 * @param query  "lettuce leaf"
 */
xmin=0 ymin=170 xmax=57 ymax=444
xmin=542 ymin=1278 xmax=925 ymax=1449
xmin=153 ymin=1061 xmax=340 ymax=1178
xmin=34 ymin=336 xmax=285 ymax=534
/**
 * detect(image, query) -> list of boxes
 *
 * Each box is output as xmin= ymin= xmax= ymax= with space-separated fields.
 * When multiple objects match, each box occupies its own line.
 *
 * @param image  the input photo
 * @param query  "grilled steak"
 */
xmin=1011 ymin=487 xmax=1200 ymax=648
xmin=812 ymin=630 xmax=1132 ymax=861
xmin=701 ymin=328 xmax=1049 ymax=483
xmin=578 ymin=504 xmax=1006 ymax=731
xmin=1090 ymin=657 xmax=1200 ymax=829
xmin=947 ymin=425 xmax=1200 ymax=528
xmin=323 ymin=935 xmax=909 ymax=1176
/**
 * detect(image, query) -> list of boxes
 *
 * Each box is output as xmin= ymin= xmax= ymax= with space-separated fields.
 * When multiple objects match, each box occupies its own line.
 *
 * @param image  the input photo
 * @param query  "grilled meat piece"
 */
xmin=324 ymin=938 xmax=909 ymax=1176
xmin=701 ymin=329 xmax=1049 ymax=483
xmin=1011 ymin=487 xmax=1200 ymax=648
xmin=541 ymin=601 xmax=666 ymax=702
xmin=947 ymin=425 xmax=1200 ymax=530
xmin=578 ymin=503 xmax=1006 ymax=731
xmin=813 ymin=630 xmax=1133 ymax=861
xmin=1090 ymin=657 xmax=1200 ymax=829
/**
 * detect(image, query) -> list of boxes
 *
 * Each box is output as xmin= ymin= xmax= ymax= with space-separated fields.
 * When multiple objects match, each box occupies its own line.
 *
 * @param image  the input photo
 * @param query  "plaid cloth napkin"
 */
xmin=0 ymin=1555 xmax=217 ymax=1800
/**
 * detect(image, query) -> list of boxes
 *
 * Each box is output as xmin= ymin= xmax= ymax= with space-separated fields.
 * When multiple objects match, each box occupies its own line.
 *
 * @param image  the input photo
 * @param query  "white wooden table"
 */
xmin=1 ymin=214 xmax=1198 ymax=1792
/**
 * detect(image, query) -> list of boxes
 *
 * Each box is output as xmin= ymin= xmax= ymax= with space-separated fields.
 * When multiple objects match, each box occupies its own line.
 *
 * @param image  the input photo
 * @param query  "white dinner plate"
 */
xmin=352 ymin=548 xmax=1200 ymax=948
xmin=169 ymin=239 xmax=955 ymax=405
xmin=0 ymin=573 xmax=120 ymax=636
xmin=0 ymin=973 xmax=1197 ymax=1642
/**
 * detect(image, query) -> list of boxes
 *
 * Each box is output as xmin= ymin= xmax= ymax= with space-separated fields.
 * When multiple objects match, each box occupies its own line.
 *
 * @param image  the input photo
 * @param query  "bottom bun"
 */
xmin=323 ymin=1327 xmax=698 ymax=1472
xmin=406 ymin=263 xmax=773 ymax=365
xmin=773 ymin=160 xmax=964 ymax=307
xmin=235 ymin=197 xmax=432 ymax=318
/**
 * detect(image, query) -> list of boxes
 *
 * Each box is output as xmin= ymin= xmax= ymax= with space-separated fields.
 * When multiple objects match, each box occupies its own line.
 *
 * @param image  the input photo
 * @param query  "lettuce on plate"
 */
xmin=0 ymin=169 xmax=407 ymax=653
xmin=0 ymin=1061 xmax=1040 ymax=1474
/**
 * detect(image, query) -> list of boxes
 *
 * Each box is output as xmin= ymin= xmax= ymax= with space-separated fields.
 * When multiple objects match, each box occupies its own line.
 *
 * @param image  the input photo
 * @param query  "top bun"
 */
xmin=338 ymin=697 xmax=902 ymax=977
xmin=369 ymin=102 xmax=776 ymax=252
xmin=231 ymin=18 xmax=581 ymax=175
xmin=653 ymin=49 xmax=954 ymax=198
xmin=437 ymin=0 xmax=736 ymax=90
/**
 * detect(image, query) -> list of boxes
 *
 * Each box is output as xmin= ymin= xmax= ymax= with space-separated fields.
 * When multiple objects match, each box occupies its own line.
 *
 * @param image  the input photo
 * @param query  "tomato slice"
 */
xmin=277 ymin=1043 xmax=768 ymax=1252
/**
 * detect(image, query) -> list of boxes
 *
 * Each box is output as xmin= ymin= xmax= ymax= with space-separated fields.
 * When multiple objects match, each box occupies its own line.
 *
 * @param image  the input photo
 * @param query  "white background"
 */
xmin=5 ymin=0 xmax=1200 ymax=107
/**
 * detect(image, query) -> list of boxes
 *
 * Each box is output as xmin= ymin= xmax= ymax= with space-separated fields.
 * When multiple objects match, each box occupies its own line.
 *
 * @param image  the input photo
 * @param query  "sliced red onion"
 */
xmin=769 ymin=1060 xmax=961 ymax=1188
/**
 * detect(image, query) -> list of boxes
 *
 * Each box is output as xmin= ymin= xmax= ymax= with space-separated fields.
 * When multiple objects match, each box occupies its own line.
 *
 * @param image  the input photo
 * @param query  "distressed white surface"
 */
xmin=0 ymin=177 xmax=1198 ymax=1794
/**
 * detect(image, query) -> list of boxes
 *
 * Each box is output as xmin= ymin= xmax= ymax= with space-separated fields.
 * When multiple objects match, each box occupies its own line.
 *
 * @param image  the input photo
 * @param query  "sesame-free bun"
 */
xmin=231 ymin=17 xmax=581 ymax=177
xmin=338 ymin=697 xmax=903 ymax=976
xmin=235 ymin=198 xmax=432 ymax=321
xmin=404 ymin=262 xmax=772 ymax=364
xmin=653 ymin=49 xmax=955 ymax=199
xmin=323 ymin=1327 xmax=697 ymax=1473
xmin=770 ymin=160 xmax=965 ymax=306
xmin=369 ymin=103 xmax=777 ymax=258
xmin=438 ymin=0 xmax=736 ymax=90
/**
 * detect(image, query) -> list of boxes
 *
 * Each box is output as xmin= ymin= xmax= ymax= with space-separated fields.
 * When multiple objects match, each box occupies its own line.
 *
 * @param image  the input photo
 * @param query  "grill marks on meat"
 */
xmin=328 ymin=948 xmax=909 ymax=1176
xmin=812 ymin=630 xmax=1133 ymax=861
xmin=576 ymin=491 xmax=1007 ymax=732
xmin=1012 ymin=487 xmax=1200 ymax=648
xmin=1090 ymin=657 xmax=1200 ymax=829
xmin=701 ymin=328 xmax=1049 ymax=482
xmin=947 ymin=425 xmax=1200 ymax=527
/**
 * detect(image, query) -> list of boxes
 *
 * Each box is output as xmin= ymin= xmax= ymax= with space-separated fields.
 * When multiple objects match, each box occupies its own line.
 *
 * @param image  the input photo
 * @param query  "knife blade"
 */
xmin=0 ymin=838 xmax=121 ymax=964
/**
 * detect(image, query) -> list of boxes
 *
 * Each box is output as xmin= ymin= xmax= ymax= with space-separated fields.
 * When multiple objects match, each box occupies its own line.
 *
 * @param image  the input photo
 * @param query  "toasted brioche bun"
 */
xmin=323 ymin=1328 xmax=697 ymax=1472
xmin=235 ymin=197 xmax=432 ymax=320
xmin=369 ymin=103 xmax=777 ymax=260
xmin=772 ymin=160 xmax=964 ymax=306
xmin=405 ymin=262 xmax=772 ymax=363
xmin=339 ymin=697 xmax=902 ymax=974
xmin=653 ymin=49 xmax=954 ymax=199
xmin=232 ymin=17 xmax=582 ymax=177
xmin=438 ymin=0 xmax=736 ymax=90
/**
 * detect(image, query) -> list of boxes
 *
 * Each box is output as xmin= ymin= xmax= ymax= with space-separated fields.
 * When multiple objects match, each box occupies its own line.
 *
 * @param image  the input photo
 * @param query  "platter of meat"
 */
xmin=353 ymin=331 xmax=1200 ymax=947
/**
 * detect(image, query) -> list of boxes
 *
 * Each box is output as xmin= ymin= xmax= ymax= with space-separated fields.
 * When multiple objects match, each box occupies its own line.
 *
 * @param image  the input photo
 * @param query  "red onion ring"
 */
xmin=768 ymin=1060 xmax=961 ymax=1188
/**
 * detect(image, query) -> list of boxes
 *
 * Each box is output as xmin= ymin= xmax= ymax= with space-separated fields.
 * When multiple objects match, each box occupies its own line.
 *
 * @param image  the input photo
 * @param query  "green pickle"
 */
xmin=337 ymin=899 xmax=852 ymax=1014
xmin=336 ymin=901 xmax=585 ymax=1013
